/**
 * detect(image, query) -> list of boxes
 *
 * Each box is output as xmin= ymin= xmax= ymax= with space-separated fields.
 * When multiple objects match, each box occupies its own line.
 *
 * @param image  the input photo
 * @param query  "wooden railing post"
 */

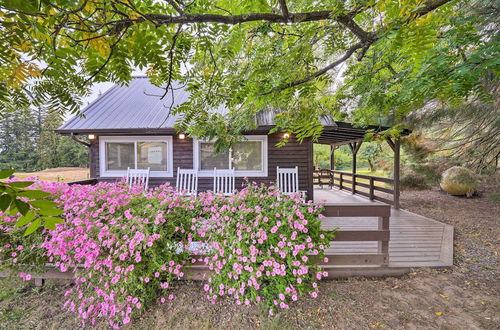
xmin=378 ymin=215 xmax=390 ymax=266
xmin=352 ymin=173 xmax=356 ymax=194
xmin=369 ymin=177 xmax=374 ymax=200
xmin=339 ymin=172 xmax=343 ymax=190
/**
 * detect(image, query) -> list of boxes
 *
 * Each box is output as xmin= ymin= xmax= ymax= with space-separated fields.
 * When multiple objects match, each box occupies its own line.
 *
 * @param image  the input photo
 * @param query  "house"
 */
xmin=54 ymin=77 xmax=454 ymax=277
xmin=56 ymin=76 xmax=408 ymax=202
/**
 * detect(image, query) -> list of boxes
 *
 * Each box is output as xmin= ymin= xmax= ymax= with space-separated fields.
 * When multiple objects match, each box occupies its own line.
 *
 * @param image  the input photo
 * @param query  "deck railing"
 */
xmin=317 ymin=203 xmax=391 ymax=268
xmin=314 ymin=169 xmax=395 ymax=205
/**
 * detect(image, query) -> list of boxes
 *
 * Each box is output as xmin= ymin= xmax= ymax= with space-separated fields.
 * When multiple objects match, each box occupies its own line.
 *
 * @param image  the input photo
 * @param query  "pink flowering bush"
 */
xmin=198 ymin=184 xmax=334 ymax=314
xmin=1 ymin=180 xmax=335 ymax=327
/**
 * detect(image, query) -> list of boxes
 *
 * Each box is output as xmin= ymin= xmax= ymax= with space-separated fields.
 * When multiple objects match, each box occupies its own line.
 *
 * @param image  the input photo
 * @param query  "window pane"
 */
xmin=106 ymin=143 xmax=134 ymax=171
xmin=137 ymin=142 xmax=168 ymax=171
xmin=232 ymin=141 xmax=262 ymax=171
xmin=200 ymin=142 xmax=229 ymax=170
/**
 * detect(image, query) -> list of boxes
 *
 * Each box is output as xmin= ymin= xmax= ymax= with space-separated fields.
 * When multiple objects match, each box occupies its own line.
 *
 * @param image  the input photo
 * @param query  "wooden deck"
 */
xmin=314 ymin=187 xmax=454 ymax=277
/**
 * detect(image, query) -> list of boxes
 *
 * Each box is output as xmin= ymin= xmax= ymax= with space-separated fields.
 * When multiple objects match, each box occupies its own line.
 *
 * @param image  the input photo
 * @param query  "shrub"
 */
xmin=400 ymin=170 xmax=431 ymax=190
xmin=199 ymin=184 xmax=334 ymax=313
xmin=0 ymin=181 xmax=334 ymax=327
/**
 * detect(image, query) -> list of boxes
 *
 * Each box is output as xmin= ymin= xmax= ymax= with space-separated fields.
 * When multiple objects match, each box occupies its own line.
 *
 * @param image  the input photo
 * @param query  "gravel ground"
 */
xmin=0 ymin=186 xmax=498 ymax=329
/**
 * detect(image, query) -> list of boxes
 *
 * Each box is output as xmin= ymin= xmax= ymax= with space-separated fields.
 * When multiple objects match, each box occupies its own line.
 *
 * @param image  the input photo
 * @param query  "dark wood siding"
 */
xmin=90 ymin=132 xmax=314 ymax=200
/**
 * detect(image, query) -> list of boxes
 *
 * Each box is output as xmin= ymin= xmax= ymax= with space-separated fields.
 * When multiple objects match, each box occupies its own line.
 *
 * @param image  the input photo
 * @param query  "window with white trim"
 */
xmin=99 ymin=136 xmax=173 ymax=177
xmin=194 ymin=136 xmax=268 ymax=177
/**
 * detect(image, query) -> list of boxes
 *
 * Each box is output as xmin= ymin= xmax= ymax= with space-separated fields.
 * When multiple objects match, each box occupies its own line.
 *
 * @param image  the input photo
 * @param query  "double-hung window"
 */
xmin=99 ymin=136 xmax=173 ymax=177
xmin=194 ymin=136 xmax=268 ymax=177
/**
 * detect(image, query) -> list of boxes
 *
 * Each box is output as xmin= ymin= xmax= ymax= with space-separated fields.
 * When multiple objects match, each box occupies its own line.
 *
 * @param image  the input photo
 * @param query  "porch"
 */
xmin=315 ymin=187 xmax=454 ymax=277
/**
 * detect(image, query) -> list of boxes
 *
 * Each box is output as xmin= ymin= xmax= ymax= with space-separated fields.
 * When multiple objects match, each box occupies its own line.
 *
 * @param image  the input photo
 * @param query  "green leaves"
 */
xmin=29 ymin=199 xmax=58 ymax=209
xmin=0 ymin=169 xmax=15 ymax=179
xmin=13 ymin=198 xmax=29 ymax=215
xmin=0 ymin=0 xmax=40 ymax=14
xmin=0 ymin=0 xmax=495 ymax=146
xmin=15 ymin=210 xmax=36 ymax=227
xmin=42 ymin=216 xmax=65 ymax=230
xmin=24 ymin=218 xmax=41 ymax=236
xmin=7 ymin=181 xmax=34 ymax=188
xmin=0 ymin=193 xmax=12 ymax=211
xmin=39 ymin=207 xmax=64 ymax=216
xmin=18 ymin=190 xmax=51 ymax=199
xmin=0 ymin=170 xmax=64 ymax=234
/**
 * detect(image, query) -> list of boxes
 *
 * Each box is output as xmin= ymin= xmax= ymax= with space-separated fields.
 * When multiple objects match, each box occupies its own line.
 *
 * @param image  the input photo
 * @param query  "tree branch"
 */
xmin=264 ymin=42 xmax=365 ymax=95
xmin=166 ymin=0 xmax=185 ymax=15
xmin=263 ymin=0 xmax=453 ymax=94
xmin=278 ymin=0 xmax=289 ymax=19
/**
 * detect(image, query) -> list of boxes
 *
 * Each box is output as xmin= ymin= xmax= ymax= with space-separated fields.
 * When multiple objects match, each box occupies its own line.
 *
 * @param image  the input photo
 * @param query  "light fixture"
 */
xmin=178 ymin=133 xmax=186 ymax=139
xmin=283 ymin=133 xmax=290 ymax=139
xmin=88 ymin=134 xmax=96 ymax=140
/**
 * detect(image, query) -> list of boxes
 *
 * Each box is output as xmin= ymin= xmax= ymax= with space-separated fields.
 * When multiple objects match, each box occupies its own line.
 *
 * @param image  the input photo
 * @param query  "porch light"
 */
xmin=88 ymin=134 xmax=96 ymax=140
xmin=283 ymin=133 xmax=290 ymax=139
xmin=178 ymin=133 xmax=186 ymax=139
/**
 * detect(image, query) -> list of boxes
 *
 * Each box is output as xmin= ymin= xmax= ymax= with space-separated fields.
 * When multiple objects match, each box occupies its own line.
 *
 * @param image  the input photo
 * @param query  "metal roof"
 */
xmin=58 ymin=77 xmax=188 ymax=133
xmin=57 ymin=77 xmax=410 ymax=144
xmin=58 ymin=77 xmax=337 ymax=134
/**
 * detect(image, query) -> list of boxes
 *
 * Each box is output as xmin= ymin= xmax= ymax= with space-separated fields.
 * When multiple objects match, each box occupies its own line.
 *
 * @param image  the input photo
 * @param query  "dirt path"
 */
xmin=0 ymin=188 xmax=498 ymax=329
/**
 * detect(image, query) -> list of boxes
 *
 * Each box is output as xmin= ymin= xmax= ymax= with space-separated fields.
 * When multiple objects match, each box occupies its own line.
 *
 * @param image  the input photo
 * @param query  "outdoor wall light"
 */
xmin=283 ymin=133 xmax=290 ymax=139
xmin=178 ymin=133 xmax=186 ymax=139
xmin=88 ymin=134 xmax=96 ymax=140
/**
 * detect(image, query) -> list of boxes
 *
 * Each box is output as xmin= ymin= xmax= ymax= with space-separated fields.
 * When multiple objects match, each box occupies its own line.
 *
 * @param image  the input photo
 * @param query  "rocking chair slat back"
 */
xmin=176 ymin=168 xmax=198 ymax=196
xmin=277 ymin=166 xmax=300 ymax=196
xmin=213 ymin=168 xmax=235 ymax=196
xmin=126 ymin=167 xmax=150 ymax=189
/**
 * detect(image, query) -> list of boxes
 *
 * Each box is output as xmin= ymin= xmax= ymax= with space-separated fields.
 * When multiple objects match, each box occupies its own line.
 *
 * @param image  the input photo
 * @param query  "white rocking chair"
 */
xmin=277 ymin=166 xmax=306 ymax=201
xmin=213 ymin=168 xmax=235 ymax=196
xmin=176 ymin=167 xmax=198 ymax=196
xmin=126 ymin=167 xmax=150 ymax=190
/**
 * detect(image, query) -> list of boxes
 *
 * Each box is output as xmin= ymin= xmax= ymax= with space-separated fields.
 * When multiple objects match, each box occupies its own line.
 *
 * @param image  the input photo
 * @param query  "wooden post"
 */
xmin=307 ymin=138 xmax=314 ymax=201
xmin=349 ymin=142 xmax=362 ymax=195
xmin=339 ymin=172 xmax=343 ymax=190
xmin=386 ymin=137 xmax=401 ymax=209
xmin=393 ymin=138 xmax=401 ymax=209
xmin=330 ymin=145 xmax=335 ymax=170
xmin=89 ymin=137 xmax=97 ymax=178
xmin=378 ymin=215 xmax=390 ymax=266
xmin=369 ymin=177 xmax=374 ymax=200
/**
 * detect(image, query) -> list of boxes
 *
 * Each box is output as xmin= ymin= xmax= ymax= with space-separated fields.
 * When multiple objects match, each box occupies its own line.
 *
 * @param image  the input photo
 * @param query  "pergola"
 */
xmin=315 ymin=122 xmax=411 ymax=209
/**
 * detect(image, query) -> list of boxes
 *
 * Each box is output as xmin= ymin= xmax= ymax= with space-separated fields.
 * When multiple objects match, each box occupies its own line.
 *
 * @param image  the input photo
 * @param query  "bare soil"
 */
xmin=0 ymin=186 xmax=498 ymax=329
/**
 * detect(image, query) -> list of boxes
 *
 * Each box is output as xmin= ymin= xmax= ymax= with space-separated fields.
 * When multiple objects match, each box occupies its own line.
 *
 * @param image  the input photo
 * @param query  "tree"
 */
xmin=0 ymin=108 xmax=39 ymax=171
xmin=2 ymin=0 xmax=496 ymax=150
xmin=359 ymin=143 xmax=382 ymax=172
xmin=0 ymin=105 xmax=88 ymax=171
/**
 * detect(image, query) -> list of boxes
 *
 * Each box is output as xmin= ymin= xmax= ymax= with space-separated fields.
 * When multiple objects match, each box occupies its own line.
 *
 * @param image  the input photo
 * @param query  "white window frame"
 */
xmin=99 ymin=136 xmax=173 ymax=177
xmin=193 ymin=135 xmax=268 ymax=177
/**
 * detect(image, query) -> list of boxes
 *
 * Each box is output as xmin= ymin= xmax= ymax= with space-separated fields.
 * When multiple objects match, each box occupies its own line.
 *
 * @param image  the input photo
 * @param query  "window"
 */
xmin=194 ymin=136 xmax=268 ymax=177
xmin=99 ymin=136 xmax=173 ymax=177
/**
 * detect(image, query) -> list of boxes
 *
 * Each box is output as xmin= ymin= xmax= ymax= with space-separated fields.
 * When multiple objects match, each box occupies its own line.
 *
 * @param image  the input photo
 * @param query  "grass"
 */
xmin=13 ymin=167 xmax=89 ymax=182
xmin=485 ymin=192 xmax=500 ymax=203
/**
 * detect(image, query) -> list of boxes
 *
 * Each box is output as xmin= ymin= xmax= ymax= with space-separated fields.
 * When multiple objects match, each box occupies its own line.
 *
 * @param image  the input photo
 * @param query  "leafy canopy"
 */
xmin=0 ymin=0 xmax=498 ymax=147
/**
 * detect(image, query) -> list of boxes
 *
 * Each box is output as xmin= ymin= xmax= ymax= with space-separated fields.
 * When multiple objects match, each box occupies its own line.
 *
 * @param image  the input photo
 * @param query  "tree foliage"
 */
xmin=0 ymin=0 xmax=498 ymax=148
xmin=0 ymin=105 xmax=88 ymax=171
